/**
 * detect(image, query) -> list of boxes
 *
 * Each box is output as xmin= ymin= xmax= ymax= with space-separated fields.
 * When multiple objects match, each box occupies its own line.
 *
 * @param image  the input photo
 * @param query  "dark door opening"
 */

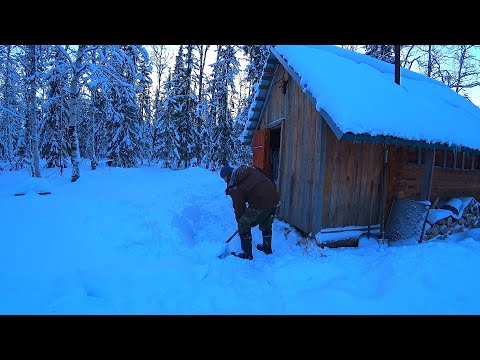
xmin=269 ymin=127 xmax=281 ymax=188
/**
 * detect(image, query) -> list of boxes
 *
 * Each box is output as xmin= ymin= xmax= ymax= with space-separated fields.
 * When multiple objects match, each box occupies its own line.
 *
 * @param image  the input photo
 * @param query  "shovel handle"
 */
xmin=225 ymin=229 xmax=239 ymax=243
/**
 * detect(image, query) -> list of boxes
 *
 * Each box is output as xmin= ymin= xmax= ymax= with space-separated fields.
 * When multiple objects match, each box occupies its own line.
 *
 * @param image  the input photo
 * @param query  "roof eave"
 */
xmin=270 ymin=46 xmax=345 ymax=141
xmin=342 ymin=132 xmax=480 ymax=154
xmin=244 ymin=46 xmax=345 ymax=145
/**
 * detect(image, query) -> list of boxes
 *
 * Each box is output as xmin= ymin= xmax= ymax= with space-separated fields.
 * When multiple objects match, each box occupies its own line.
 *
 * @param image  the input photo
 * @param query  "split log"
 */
xmin=439 ymin=225 xmax=449 ymax=235
xmin=441 ymin=198 xmax=462 ymax=216
xmin=437 ymin=218 xmax=448 ymax=226
xmin=451 ymin=227 xmax=464 ymax=234
xmin=318 ymin=237 xmax=359 ymax=249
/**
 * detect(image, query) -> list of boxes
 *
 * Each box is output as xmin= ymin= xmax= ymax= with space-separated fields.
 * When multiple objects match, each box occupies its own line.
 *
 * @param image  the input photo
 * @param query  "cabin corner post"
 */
xmin=421 ymin=148 xmax=435 ymax=201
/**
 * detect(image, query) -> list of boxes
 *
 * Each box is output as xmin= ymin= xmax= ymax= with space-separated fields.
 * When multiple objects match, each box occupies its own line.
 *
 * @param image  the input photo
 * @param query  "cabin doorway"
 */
xmin=252 ymin=126 xmax=282 ymax=188
xmin=269 ymin=127 xmax=281 ymax=188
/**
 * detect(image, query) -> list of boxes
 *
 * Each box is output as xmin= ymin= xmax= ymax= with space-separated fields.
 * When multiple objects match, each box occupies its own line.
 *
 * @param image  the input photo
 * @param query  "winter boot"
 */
xmin=257 ymin=231 xmax=273 ymax=255
xmin=235 ymin=233 xmax=253 ymax=260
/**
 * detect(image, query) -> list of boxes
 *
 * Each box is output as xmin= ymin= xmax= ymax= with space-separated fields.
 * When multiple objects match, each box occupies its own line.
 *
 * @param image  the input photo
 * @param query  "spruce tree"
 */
xmin=206 ymin=45 xmax=240 ymax=170
xmin=41 ymin=46 xmax=70 ymax=170
xmin=105 ymin=45 xmax=143 ymax=168
xmin=0 ymin=45 xmax=22 ymax=169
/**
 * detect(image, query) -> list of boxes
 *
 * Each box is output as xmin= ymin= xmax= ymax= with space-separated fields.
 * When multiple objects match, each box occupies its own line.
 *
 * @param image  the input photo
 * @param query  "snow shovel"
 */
xmin=217 ymin=229 xmax=239 ymax=259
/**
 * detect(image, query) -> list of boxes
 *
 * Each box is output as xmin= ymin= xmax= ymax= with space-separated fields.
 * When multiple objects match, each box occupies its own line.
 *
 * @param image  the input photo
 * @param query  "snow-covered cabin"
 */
xmin=243 ymin=45 xmax=480 ymax=236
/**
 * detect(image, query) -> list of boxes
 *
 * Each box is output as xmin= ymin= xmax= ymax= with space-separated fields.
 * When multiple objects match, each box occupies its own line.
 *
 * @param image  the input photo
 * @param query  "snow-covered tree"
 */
xmin=148 ymin=46 xmax=172 ymax=164
xmin=55 ymin=45 xmax=91 ymax=182
xmin=40 ymin=46 xmax=70 ymax=170
xmin=161 ymin=68 xmax=181 ymax=169
xmin=231 ymin=45 xmax=269 ymax=166
xmin=242 ymin=45 xmax=269 ymax=96
xmin=444 ymin=45 xmax=480 ymax=99
xmin=340 ymin=45 xmax=361 ymax=52
xmin=162 ymin=45 xmax=200 ymax=170
xmin=194 ymin=45 xmax=210 ymax=102
xmin=206 ymin=45 xmax=240 ymax=170
xmin=365 ymin=45 xmax=395 ymax=64
xmin=193 ymin=45 xmax=211 ymax=168
xmin=151 ymin=70 xmax=167 ymax=163
xmin=22 ymin=45 xmax=43 ymax=177
xmin=81 ymin=45 xmax=114 ymax=169
xmin=135 ymin=46 xmax=153 ymax=164
xmin=104 ymin=45 xmax=144 ymax=168
xmin=182 ymin=45 xmax=201 ymax=167
xmin=0 ymin=45 xmax=22 ymax=169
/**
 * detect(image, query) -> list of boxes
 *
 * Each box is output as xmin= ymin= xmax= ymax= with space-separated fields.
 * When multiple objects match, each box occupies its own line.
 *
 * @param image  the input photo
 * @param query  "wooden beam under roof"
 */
xmin=342 ymin=132 xmax=480 ymax=154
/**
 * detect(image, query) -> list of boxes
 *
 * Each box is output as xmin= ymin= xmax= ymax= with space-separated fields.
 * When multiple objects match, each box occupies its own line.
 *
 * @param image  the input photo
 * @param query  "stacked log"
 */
xmin=424 ymin=198 xmax=480 ymax=241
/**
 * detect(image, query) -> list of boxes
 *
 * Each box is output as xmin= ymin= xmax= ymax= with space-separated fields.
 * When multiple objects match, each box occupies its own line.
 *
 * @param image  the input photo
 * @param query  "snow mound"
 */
xmin=14 ymin=177 xmax=52 ymax=195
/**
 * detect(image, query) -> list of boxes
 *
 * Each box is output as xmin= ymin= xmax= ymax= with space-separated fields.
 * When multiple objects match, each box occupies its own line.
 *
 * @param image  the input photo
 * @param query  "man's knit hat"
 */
xmin=220 ymin=165 xmax=233 ymax=178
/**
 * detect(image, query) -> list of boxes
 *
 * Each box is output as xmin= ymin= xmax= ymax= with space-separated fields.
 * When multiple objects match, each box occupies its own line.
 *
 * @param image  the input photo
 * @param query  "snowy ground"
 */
xmin=1 ymin=162 xmax=480 ymax=314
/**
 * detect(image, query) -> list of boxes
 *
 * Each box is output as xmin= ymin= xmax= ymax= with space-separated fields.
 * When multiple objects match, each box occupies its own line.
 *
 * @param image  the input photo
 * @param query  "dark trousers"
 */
xmin=237 ymin=207 xmax=276 ymax=236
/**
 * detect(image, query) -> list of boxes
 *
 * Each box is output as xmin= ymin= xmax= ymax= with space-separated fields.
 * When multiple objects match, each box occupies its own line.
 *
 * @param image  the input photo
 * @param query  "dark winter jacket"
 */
xmin=226 ymin=165 xmax=281 ymax=221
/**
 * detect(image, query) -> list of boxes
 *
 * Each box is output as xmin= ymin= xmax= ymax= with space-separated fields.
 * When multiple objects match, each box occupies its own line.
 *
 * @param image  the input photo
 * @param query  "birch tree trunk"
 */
xmin=454 ymin=46 xmax=467 ymax=94
xmin=90 ymin=106 xmax=97 ymax=170
xmin=25 ymin=45 xmax=41 ymax=178
xmin=197 ymin=45 xmax=209 ymax=101
xmin=448 ymin=45 xmax=480 ymax=95
xmin=154 ymin=46 xmax=170 ymax=92
xmin=3 ymin=46 xmax=14 ymax=167
xmin=68 ymin=45 xmax=85 ymax=182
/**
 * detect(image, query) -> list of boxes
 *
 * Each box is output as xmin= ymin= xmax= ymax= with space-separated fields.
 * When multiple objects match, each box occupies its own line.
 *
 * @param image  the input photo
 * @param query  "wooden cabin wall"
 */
xmin=255 ymin=64 xmax=480 ymax=233
xmin=258 ymin=65 xmax=326 ymax=235
xmin=388 ymin=145 xmax=422 ymax=204
xmin=259 ymin=65 xmax=288 ymax=129
xmin=322 ymin=127 xmax=385 ymax=229
xmin=388 ymin=146 xmax=480 ymax=203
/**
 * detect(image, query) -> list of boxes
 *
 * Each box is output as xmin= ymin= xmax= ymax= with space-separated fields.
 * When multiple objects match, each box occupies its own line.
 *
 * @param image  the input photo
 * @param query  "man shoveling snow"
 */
xmin=220 ymin=165 xmax=280 ymax=260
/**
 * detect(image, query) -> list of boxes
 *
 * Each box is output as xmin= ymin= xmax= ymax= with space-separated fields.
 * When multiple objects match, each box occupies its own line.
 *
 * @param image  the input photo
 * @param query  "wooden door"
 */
xmin=252 ymin=128 xmax=270 ymax=177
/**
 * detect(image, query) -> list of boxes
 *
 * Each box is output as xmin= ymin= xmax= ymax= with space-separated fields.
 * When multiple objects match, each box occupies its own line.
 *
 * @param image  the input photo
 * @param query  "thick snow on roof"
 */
xmin=273 ymin=45 xmax=480 ymax=151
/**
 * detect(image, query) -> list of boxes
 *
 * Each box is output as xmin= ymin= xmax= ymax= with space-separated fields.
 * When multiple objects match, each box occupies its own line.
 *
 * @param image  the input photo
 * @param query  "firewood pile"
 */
xmin=424 ymin=197 xmax=480 ymax=241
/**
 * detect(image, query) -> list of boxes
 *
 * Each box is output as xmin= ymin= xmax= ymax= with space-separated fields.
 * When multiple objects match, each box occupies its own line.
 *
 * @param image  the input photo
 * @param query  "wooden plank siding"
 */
xmin=290 ymin=75 xmax=324 ymax=233
xmin=322 ymin=127 xmax=385 ymax=229
xmin=388 ymin=146 xmax=480 ymax=202
xmin=281 ymin=81 xmax=295 ymax=222
xmin=258 ymin=65 xmax=288 ymax=220
xmin=309 ymin=115 xmax=328 ymax=235
xmin=295 ymin=87 xmax=317 ymax=233
xmin=258 ymin=62 xmax=386 ymax=232
xmin=259 ymin=66 xmax=287 ymax=129
xmin=258 ymin=64 xmax=328 ymax=233
xmin=289 ymin=77 xmax=303 ymax=230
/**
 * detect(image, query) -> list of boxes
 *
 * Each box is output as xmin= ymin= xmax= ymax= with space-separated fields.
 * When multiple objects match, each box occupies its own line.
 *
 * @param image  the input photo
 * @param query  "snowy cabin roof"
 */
xmin=243 ymin=45 xmax=480 ymax=153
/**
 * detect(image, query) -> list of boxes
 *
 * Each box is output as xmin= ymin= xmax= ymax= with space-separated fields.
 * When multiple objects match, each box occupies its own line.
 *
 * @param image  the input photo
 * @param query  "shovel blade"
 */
xmin=217 ymin=245 xmax=230 ymax=259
